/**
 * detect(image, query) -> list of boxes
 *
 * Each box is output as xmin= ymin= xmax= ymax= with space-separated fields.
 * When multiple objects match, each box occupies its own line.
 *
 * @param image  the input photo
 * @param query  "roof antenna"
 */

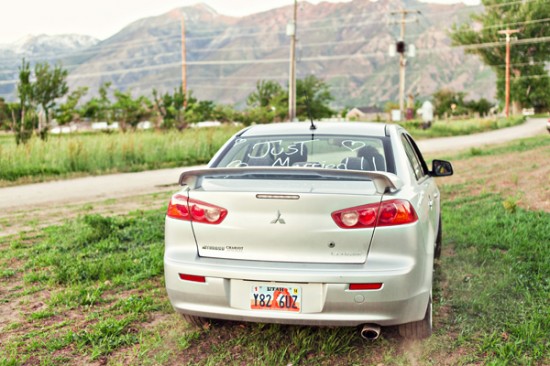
xmin=305 ymin=93 xmax=317 ymax=131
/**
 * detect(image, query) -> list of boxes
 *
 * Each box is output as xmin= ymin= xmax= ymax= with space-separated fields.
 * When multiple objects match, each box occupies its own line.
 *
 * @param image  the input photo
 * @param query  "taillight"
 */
xmin=349 ymin=283 xmax=383 ymax=291
xmin=167 ymin=194 xmax=190 ymax=220
xmin=332 ymin=199 xmax=417 ymax=229
xmin=167 ymin=195 xmax=227 ymax=225
xmin=179 ymin=273 xmax=206 ymax=283
xmin=377 ymin=199 xmax=417 ymax=226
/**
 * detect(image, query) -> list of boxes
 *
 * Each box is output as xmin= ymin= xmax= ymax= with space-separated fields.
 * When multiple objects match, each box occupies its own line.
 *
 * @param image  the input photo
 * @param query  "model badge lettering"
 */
xmin=226 ymin=246 xmax=244 ymax=252
xmin=331 ymin=252 xmax=362 ymax=256
xmin=202 ymin=245 xmax=225 ymax=251
xmin=202 ymin=245 xmax=244 ymax=252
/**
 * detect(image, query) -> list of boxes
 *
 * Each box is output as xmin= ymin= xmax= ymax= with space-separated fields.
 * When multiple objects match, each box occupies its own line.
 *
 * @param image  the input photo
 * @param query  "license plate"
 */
xmin=250 ymin=285 xmax=301 ymax=312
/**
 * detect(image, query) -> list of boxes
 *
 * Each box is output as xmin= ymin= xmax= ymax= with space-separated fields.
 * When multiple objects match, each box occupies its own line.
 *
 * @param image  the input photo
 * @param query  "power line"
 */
xmin=479 ymin=0 xmax=538 ymax=9
xmin=0 ymin=3 xmax=495 ymax=65
xmin=0 ymin=0 xmax=534 ymax=64
xmin=3 ymin=14 xmax=547 ymax=75
xmin=0 ymin=10 xmax=547 ymax=99
xmin=1 ymin=69 xmax=547 ymax=101
xmin=478 ymin=17 xmax=550 ymax=31
xmin=1 ymin=9 xmax=547 ymax=68
xmin=0 ymin=35 xmax=548 ymax=88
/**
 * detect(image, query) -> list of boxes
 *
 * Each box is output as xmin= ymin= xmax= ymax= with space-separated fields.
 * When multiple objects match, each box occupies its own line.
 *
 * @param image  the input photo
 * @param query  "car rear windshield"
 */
xmin=212 ymin=134 xmax=395 ymax=173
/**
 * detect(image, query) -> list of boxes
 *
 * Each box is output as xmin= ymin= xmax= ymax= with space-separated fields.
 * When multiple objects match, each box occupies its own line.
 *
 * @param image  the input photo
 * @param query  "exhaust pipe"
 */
xmin=360 ymin=324 xmax=381 ymax=340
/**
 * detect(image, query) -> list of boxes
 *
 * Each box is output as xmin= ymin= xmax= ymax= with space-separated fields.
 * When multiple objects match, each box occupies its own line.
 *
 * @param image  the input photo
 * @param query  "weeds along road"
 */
xmin=0 ymin=117 xmax=546 ymax=237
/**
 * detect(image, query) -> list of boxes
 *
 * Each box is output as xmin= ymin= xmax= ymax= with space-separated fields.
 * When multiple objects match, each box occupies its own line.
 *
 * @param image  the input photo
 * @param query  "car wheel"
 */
xmin=182 ymin=314 xmax=210 ymax=328
xmin=434 ymin=217 xmax=442 ymax=260
xmin=398 ymin=296 xmax=432 ymax=339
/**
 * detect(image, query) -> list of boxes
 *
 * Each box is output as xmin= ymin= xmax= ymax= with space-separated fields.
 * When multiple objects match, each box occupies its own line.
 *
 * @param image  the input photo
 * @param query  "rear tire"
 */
xmin=434 ymin=217 xmax=442 ymax=260
xmin=398 ymin=297 xmax=432 ymax=339
xmin=182 ymin=314 xmax=210 ymax=328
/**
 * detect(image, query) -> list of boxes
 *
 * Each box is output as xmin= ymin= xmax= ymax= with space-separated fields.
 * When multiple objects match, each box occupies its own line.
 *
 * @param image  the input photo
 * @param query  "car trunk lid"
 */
xmin=189 ymin=180 xmax=381 ymax=264
xmin=179 ymin=168 xmax=402 ymax=264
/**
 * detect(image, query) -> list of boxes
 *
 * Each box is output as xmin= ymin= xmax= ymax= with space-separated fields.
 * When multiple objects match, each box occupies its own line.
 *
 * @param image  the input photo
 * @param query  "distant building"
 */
xmin=137 ymin=121 xmax=153 ymax=130
xmin=51 ymin=125 xmax=77 ymax=134
xmin=346 ymin=106 xmax=384 ymax=121
xmin=50 ymin=121 xmax=93 ymax=134
xmin=92 ymin=122 xmax=119 ymax=131
xmin=522 ymin=108 xmax=535 ymax=116
xmin=190 ymin=121 xmax=222 ymax=128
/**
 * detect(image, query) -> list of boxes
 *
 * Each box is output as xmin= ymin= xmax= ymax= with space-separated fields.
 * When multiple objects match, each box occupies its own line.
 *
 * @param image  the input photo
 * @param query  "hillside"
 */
xmin=0 ymin=0 xmax=495 ymax=109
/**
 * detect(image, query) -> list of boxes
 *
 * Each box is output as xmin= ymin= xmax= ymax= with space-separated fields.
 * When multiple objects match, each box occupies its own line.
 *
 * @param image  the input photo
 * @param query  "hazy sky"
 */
xmin=0 ymin=0 xmax=480 ymax=44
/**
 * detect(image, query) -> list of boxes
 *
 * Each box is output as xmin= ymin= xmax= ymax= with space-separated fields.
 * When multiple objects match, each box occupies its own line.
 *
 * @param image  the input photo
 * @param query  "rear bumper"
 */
xmin=164 ymin=254 xmax=430 ymax=327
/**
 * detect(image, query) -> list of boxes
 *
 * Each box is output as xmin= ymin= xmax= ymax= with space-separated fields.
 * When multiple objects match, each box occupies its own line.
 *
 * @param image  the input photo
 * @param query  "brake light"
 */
xmin=377 ymin=199 xmax=417 ymax=226
xmin=331 ymin=199 xmax=417 ymax=229
xmin=167 ymin=195 xmax=227 ymax=225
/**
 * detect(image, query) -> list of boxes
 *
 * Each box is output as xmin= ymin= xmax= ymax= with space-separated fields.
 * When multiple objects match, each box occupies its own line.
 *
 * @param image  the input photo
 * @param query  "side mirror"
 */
xmin=431 ymin=159 xmax=453 ymax=177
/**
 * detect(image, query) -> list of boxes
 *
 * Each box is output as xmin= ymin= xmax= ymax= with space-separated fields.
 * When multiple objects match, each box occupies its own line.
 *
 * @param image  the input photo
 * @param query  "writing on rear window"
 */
xmin=217 ymin=135 xmax=390 ymax=172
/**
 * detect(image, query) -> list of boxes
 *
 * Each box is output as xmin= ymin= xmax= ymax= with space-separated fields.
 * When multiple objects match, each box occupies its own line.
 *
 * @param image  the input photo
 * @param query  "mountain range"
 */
xmin=0 ymin=0 xmax=496 ymax=109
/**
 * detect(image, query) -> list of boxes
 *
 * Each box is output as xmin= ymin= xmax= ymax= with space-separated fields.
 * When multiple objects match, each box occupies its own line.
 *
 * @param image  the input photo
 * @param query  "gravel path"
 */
xmin=417 ymin=117 xmax=546 ymax=153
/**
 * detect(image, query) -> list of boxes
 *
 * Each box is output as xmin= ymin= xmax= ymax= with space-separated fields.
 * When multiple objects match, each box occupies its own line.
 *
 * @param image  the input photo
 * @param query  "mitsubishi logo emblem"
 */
xmin=270 ymin=210 xmax=286 ymax=224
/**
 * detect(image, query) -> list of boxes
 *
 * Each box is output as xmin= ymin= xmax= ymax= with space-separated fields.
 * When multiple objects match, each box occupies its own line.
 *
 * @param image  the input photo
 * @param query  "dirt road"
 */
xmin=0 ymin=118 xmax=546 ymax=237
xmin=417 ymin=117 xmax=546 ymax=153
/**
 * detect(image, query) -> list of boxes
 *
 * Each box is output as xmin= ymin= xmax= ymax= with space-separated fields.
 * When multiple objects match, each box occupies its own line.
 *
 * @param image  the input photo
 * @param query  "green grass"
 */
xmin=423 ymin=134 xmax=549 ymax=164
xmin=0 ymin=117 xmax=528 ymax=185
xmin=440 ymin=192 xmax=549 ymax=365
xmin=403 ymin=116 xmax=525 ymax=139
xmin=0 ymin=136 xmax=548 ymax=365
xmin=0 ymin=209 xmax=168 ymax=363
xmin=26 ymin=213 xmax=165 ymax=287
xmin=0 ymin=126 xmax=241 ymax=185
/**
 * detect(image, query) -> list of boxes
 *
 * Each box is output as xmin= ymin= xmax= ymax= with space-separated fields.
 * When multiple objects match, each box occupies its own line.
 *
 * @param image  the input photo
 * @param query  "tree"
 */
xmin=152 ymin=87 xmax=185 ymax=129
xmin=185 ymin=99 xmax=216 ymax=124
xmin=296 ymin=75 xmax=334 ymax=120
xmin=33 ymin=61 xmax=69 ymax=139
xmin=237 ymin=107 xmax=278 ymax=126
xmin=212 ymin=104 xmax=237 ymax=123
xmin=244 ymin=80 xmax=287 ymax=124
xmin=17 ymin=59 xmax=33 ymax=112
xmin=0 ymin=98 xmax=8 ymax=131
xmin=450 ymin=0 xmax=550 ymax=112
xmin=14 ymin=59 xmax=69 ymax=141
xmin=465 ymin=97 xmax=493 ymax=117
xmin=81 ymin=82 xmax=113 ymax=123
xmin=112 ymin=90 xmax=152 ymax=131
xmin=54 ymin=87 xmax=88 ymax=125
xmin=15 ymin=59 xmax=35 ymax=144
xmin=247 ymin=80 xmax=286 ymax=108
xmin=432 ymin=89 xmax=467 ymax=118
xmin=242 ymin=76 xmax=334 ymax=124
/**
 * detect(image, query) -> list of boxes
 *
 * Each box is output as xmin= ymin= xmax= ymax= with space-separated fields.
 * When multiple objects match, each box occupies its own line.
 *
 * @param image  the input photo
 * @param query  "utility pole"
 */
xmin=287 ymin=0 xmax=298 ymax=122
xmin=498 ymin=28 xmax=519 ymax=117
xmin=181 ymin=15 xmax=188 ymax=108
xmin=390 ymin=8 xmax=419 ymax=121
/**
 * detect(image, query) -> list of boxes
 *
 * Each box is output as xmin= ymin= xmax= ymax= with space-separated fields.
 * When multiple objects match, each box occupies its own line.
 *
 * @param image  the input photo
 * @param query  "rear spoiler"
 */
xmin=179 ymin=167 xmax=403 ymax=194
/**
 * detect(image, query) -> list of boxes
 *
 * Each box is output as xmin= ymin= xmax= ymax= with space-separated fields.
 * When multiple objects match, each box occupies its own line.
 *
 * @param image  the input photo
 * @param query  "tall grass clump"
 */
xmin=25 ymin=211 xmax=165 ymax=286
xmin=0 ymin=126 xmax=240 ymax=184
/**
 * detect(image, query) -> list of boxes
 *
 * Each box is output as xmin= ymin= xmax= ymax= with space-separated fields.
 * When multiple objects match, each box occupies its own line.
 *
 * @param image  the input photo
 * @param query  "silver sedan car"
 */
xmin=164 ymin=121 xmax=453 ymax=339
